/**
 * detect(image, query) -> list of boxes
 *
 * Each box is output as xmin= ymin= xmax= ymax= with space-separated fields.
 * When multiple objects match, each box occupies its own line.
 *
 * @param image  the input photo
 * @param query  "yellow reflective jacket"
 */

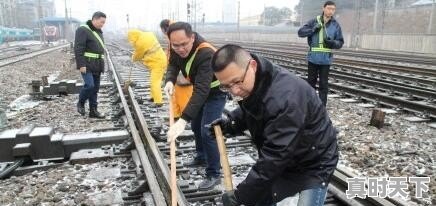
xmin=127 ymin=29 xmax=167 ymax=70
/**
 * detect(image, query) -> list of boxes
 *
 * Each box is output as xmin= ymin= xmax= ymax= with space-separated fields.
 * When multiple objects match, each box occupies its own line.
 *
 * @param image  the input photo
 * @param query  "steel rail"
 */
xmin=107 ymin=51 xmax=168 ymax=205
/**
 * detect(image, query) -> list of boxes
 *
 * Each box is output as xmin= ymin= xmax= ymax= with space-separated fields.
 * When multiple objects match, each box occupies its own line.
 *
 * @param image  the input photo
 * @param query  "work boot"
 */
xmin=184 ymin=158 xmax=207 ymax=167
xmin=198 ymin=176 xmax=221 ymax=191
xmin=77 ymin=102 xmax=85 ymax=116
xmin=149 ymin=103 xmax=163 ymax=108
xmin=89 ymin=107 xmax=105 ymax=119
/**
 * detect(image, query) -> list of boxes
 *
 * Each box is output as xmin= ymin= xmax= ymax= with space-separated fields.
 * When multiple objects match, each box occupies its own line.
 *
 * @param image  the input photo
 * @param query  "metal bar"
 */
xmin=128 ymin=86 xmax=188 ymax=206
xmin=0 ymin=44 xmax=69 ymax=67
xmin=329 ymin=83 xmax=436 ymax=118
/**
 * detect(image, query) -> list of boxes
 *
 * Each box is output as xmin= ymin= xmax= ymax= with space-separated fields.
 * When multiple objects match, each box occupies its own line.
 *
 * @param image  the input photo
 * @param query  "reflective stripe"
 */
xmin=143 ymin=43 xmax=162 ymax=58
xmin=317 ymin=16 xmax=324 ymax=46
xmin=311 ymin=16 xmax=331 ymax=53
xmin=84 ymin=52 xmax=104 ymax=59
xmin=185 ymin=42 xmax=220 ymax=88
xmin=311 ymin=47 xmax=331 ymax=52
xmin=81 ymin=24 xmax=106 ymax=56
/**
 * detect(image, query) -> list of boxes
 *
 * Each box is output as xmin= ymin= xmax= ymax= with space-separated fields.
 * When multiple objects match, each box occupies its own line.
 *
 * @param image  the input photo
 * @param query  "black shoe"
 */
xmin=149 ymin=103 xmax=163 ymax=108
xmin=184 ymin=158 xmax=206 ymax=167
xmin=198 ymin=176 xmax=221 ymax=191
xmin=89 ymin=107 xmax=105 ymax=118
xmin=77 ymin=102 xmax=85 ymax=116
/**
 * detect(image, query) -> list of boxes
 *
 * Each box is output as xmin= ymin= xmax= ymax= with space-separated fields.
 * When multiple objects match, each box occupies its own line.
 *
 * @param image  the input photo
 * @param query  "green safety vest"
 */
xmin=185 ymin=42 xmax=220 ymax=88
xmin=81 ymin=24 xmax=105 ymax=59
xmin=311 ymin=16 xmax=331 ymax=53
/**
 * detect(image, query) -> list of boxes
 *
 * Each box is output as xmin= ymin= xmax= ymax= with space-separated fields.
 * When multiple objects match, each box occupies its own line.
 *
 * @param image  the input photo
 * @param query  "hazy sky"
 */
xmin=55 ymin=0 xmax=299 ymax=31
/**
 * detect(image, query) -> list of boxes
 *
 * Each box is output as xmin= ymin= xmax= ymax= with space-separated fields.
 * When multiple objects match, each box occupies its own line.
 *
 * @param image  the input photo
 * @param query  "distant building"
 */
xmin=412 ymin=0 xmax=435 ymax=6
xmin=240 ymin=15 xmax=261 ymax=26
xmin=222 ymin=0 xmax=237 ymax=23
xmin=0 ymin=0 xmax=55 ymax=29
xmin=0 ymin=0 xmax=18 ymax=27
xmin=39 ymin=16 xmax=80 ymax=41
xmin=16 ymin=0 xmax=55 ymax=29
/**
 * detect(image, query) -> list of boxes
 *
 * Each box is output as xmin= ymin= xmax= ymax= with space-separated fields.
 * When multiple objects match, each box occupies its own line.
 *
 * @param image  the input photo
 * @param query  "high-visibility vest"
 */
xmin=81 ymin=24 xmax=105 ymax=59
xmin=185 ymin=42 xmax=220 ymax=88
xmin=310 ymin=16 xmax=331 ymax=53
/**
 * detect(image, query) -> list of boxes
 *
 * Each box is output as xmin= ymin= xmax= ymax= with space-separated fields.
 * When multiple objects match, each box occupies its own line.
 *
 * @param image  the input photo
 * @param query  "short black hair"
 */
xmin=92 ymin=11 xmax=106 ymax=20
xmin=160 ymin=19 xmax=171 ymax=33
xmin=324 ymin=1 xmax=336 ymax=7
xmin=167 ymin=22 xmax=193 ymax=38
xmin=211 ymin=44 xmax=251 ymax=72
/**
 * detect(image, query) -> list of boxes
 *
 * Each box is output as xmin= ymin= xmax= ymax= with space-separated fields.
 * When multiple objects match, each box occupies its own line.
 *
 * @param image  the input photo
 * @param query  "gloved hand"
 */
xmin=222 ymin=190 xmax=239 ymax=206
xmin=167 ymin=118 xmax=187 ymax=142
xmin=79 ymin=67 xmax=86 ymax=74
xmin=164 ymin=81 xmax=174 ymax=96
xmin=313 ymin=23 xmax=322 ymax=33
xmin=324 ymin=38 xmax=336 ymax=48
xmin=205 ymin=112 xmax=237 ymax=139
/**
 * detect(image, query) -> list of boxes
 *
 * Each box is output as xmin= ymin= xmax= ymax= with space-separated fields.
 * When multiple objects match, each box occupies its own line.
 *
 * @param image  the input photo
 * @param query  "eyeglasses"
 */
xmin=219 ymin=58 xmax=252 ymax=92
xmin=171 ymin=41 xmax=191 ymax=50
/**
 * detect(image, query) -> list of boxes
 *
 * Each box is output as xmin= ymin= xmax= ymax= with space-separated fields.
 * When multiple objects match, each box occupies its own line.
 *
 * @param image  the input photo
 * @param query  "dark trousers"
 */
xmin=307 ymin=62 xmax=330 ymax=106
xmin=191 ymin=92 xmax=226 ymax=178
xmin=79 ymin=72 xmax=101 ymax=108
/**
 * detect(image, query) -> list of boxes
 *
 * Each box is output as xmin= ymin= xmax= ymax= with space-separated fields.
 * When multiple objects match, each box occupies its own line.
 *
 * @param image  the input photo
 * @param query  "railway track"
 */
xmin=105 ymin=43 xmax=409 ymax=205
xmin=225 ymin=46 xmax=436 ymax=119
xmin=244 ymin=47 xmax=436 ymax=78
xmin=212 ymin=39 xmax=436 ymax=67
xmin=0 ymin=44 xmax=44 ymax=60
xmin=0 ymin=44 xmax=70 ymax=68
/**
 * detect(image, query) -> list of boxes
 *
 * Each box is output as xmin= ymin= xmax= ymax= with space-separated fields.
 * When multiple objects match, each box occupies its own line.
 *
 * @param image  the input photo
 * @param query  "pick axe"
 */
xmin=213 ymin=125 xmax=233 ymax=191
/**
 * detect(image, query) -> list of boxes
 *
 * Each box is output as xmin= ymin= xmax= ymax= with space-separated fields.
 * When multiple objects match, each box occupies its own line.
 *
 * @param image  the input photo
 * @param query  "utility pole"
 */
xmin=64 ymin=0 xmax=69 ymax=41
xmin=126 ymin=14 xmax=130 ymax=29
xmin=300 ymin=1 xmax=304 ymax=26
xmin=351 ymin=0 xmax=361 ymax=48
xmin=193 ymin=0 xmax=197 ymax=31
xmin=37 ymin=0 xmax=44 ymax=43
xmin=237 ymin=1 xmax=240 ymax=40
xmin=187 ymin=3 xmax=190 ymax=23
xmin=373 ymin=0 xmax=379 ymax=33
xmin=428 ymin=0 xmax=435 ymax=34
xmin=262 ymin=3 xmax=266 ymax=25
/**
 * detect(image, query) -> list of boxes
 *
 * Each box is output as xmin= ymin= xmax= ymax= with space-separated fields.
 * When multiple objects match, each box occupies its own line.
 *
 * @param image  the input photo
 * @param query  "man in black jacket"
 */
xmin=210 ymin=44 xmax=338 ymax=206
xmin=164 ymin=22 xmax=227 ymax=190
xmin=74 ymin=11 xmax=106 ymax=118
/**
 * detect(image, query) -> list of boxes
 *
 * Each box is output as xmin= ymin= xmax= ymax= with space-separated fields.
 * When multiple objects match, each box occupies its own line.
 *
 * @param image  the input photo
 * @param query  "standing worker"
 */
xmin=298 ymin=1 xmax=344 ymax=106
xmin=74 ymin=11 xmax=107 ymax=118
xmin=160 ymin=19 xmax=193 ymax=119
xmin=210 ymin=44 xmax=339 ymax=206
xmin=128 ymin=29 xmax=167 ymax=106
xmin=164 ymin=22 xmax=227 ymax=191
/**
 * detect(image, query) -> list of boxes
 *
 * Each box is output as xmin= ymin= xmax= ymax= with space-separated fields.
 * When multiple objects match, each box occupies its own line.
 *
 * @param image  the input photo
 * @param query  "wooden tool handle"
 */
xmin=213 ymin=125 xmax=233 ymax=191
xmin=169 ymin=95 xmax=177 ymax=206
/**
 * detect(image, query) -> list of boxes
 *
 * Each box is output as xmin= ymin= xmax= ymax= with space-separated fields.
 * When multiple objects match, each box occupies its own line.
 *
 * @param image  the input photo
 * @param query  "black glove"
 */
xmin=313 ymin=23 xmax=322 ymax=33
xmin=222 ymin=190 xmax=239 ymax=206
xmin=324 ymin=38 xmax=336 ymax=48
xmin=205 ymin=113 xmax=233 ymax=138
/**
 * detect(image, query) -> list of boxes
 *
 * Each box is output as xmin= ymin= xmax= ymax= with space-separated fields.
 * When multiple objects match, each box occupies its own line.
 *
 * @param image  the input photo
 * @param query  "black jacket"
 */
xmin=165 ymin=33 xmax=224 ymax=121
xmin=74 ymin=20 xmax=105 ymax=74
xmin=229 ymin=54 xmax=338 ymax=205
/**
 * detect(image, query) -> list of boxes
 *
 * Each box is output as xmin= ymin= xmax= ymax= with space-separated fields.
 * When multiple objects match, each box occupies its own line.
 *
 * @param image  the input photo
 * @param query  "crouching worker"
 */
xmin=210 ymin=44 xmax=339 ymax=206
xmin=127 ymin=29 xmax=167 ymax=105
